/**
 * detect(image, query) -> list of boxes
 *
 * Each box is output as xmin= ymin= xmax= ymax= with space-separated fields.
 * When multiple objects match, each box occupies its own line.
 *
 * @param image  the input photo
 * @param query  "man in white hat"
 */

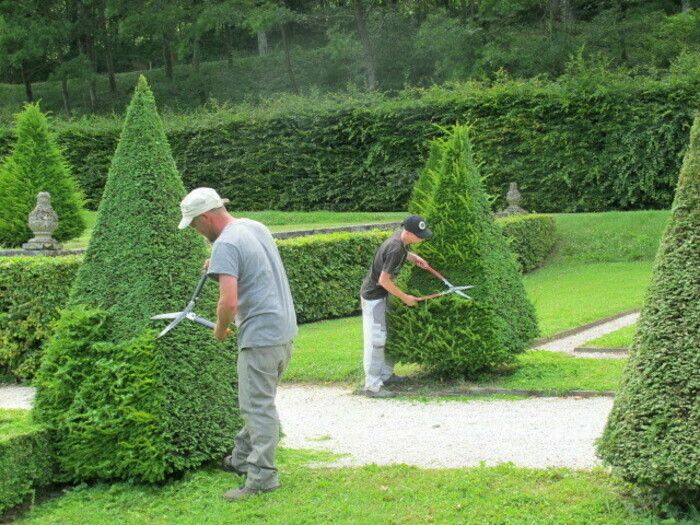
xmin=179 ymin=187 xmax=298 ymax=501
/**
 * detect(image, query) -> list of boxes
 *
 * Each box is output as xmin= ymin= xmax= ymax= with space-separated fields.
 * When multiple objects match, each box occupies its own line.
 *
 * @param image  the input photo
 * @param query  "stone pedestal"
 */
xmin=495 ymin=182 xmax=528 ymax=217
xmin=22 ymin=192 xmax=63 ymax=251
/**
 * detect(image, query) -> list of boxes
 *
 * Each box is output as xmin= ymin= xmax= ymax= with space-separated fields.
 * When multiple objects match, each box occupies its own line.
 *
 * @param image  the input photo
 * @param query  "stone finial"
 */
xmin=495 ymin=182 xmax=528 ymax=217
xmin=22 ymin=192 xmax=62 ymax=251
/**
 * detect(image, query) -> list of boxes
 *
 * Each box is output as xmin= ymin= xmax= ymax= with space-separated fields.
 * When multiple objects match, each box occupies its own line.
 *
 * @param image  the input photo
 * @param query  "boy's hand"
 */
xmin=402 ymin=295 xmax=419 ymax=307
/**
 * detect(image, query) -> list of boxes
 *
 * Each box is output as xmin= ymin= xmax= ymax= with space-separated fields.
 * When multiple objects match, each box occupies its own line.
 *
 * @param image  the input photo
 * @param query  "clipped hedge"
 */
xmin=0 ymin=216 xmax=555 ymax=382
xmin=598 ymin=116 xmax=700 ymax=508
xmin=499 ymin=214 xmax=557 ymax=272
xmin=0 ymin=76 xmax=697 ymax=213
xmin=0 ymin=409 xmax=54 ymax=516
xmin=386 ymin=126 xmax=539 ymax=377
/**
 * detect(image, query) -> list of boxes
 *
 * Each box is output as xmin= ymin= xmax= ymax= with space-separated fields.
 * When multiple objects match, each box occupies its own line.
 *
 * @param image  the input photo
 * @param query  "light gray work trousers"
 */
xmin=361 ymin=296 xmax=394 ymax=392
xmin=229 ymin=342 xmax=292 ymax=490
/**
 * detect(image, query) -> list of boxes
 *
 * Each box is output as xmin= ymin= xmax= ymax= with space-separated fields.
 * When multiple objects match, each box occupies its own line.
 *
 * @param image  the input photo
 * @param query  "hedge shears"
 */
xmin=417 ymin=265 xmax=474 ymax=301
xmin=151 ymin=269 xmax=216 ymax=338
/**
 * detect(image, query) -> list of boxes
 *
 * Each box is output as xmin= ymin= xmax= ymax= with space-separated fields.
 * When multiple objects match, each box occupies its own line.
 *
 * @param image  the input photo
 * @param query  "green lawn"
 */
xmin=63 ymin=210 xmax=404 ymax=249
xmin=288 ymin=317 xmax=627 ymax=393
xmin=0 ymin=409 xmax=37 ymax=441
xmin=525 ymin=261 xmax=651 ymax=338
xmin=12 ymin=447 xmax=690 ymax=525
xmin=586 ymin=324 xmax=637 ymax=349
xmin=472 ymin=351 xmax=625 ymax=393
xmin=551 ymin=210 xmax=669 ymax=263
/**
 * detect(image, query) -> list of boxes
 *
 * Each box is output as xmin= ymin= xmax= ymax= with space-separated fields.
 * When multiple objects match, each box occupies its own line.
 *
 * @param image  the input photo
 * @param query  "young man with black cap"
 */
xmin=360 ymin=214 xmax=434 ymax=398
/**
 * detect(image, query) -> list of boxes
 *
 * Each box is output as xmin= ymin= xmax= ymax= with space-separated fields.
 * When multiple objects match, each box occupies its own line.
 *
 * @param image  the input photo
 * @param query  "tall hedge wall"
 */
xmin=0 ymin=76 xmax=695 ymax=213
xmin=0 ymin=215 xmax=554 ymax=383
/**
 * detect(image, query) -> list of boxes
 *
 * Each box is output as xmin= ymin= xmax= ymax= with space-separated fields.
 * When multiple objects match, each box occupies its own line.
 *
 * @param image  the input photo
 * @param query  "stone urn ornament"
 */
xmin=22 ymin=192 xmax=62 ymax=251
xmin=495 ymin=182 xmax=528 ymax=217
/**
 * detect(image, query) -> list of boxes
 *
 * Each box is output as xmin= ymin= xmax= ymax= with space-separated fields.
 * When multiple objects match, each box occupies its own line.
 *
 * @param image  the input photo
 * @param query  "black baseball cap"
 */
xmin=402 ymin=215 xmax=432 ymax=239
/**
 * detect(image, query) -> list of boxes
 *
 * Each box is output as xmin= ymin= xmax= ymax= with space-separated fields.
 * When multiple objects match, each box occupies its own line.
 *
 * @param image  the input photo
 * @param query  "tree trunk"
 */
xmin=257 ymin=31 xmax=269 ymax=56
xmin=617 ymin=0 xmax=628 ymax=64
xmin=352 ymin=0 xmax=377 ymax=90
xmin=279 ymin=23 xmax=300 ymax=94
xmin=61 ymin=78 xmax=72 ymax=116
xmin=88 ymin=79 xmax=97 ymax=111
xmin=163 ymin=39 xmax=174 ymax=80
xmin=192 ymin=36 xmax=201 ymax=71
xmin=106 ymin=46 xmax=117 ymax=93
xmin=20 ymin=66 xmax=34 ymax=102
xmin=681 ymin=0 xmax=691 ymax=12
xmin=225 ymin=26 xmax=234 ymax=66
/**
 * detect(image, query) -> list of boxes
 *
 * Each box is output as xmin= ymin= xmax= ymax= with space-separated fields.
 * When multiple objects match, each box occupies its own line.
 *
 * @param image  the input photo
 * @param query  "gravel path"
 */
xmin=1 ymin=314 xmax=634 ymax=470
xmin=0 ymin=385 xmax=34 ymax=409
xmin=0 ymin=383 xmax=613 ymax=469
xmin=534 ymin=311 xmax=638 ymax=358
xmin=278 ymin=385 xmax=612 ymax=469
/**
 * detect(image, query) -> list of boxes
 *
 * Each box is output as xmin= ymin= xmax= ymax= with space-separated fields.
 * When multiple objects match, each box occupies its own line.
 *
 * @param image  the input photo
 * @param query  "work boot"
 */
xmin=223 ymin=485 xmax=279 ymax=502
xmin=383 ymin=374 xmax=408 ymax=385
xmin=221 ymin=455 xmax=247 ymax=477
xmin=363 ymin=387 xmax=396 ymax=398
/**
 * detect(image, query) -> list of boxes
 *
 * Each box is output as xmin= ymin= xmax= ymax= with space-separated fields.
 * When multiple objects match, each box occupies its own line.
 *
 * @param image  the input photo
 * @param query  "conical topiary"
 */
xmin=33 ymin=76 xmax=240 ymax=483
xmin=597 ymin=116 xmax=700 ymax=508
xmin=0 ymin=103 xmax=85 ymax=247
xmin=386 ymin=125 xmax=538 ymax=376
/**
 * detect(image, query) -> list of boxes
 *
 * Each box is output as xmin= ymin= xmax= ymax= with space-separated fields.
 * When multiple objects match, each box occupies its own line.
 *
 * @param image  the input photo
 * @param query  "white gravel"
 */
xmin=1 ymin=314 xmax=632 ymax=470
xmin=534 ymin=311 xmax=638 ymax=357
xmin=277 ymin=385 xmax=613 ymax=469
xmin=0 ymin=385 xmax=34 ymax=409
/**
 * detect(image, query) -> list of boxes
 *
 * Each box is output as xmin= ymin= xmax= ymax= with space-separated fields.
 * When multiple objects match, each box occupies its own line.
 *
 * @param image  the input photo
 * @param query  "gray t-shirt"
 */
xmin=207 ymin=219 xmax=297 ymax=349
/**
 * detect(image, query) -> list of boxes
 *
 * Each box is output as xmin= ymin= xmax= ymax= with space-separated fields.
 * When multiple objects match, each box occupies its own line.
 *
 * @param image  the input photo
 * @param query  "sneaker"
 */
xmin=383 ymin=374 xmax=408 ymax=385
xmin=222 ymin=455 xmax=247 ymax=476
xmin=363 ymin=387 xmax=396 ymax=398
xmin=223 ymin=485 xmax=279 ymax=502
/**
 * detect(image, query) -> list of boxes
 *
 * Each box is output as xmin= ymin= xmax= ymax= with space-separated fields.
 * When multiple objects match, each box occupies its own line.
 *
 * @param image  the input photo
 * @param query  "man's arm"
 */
xmin=378 ymin=271 xmax=418 ymax=306
xmin=214 ymin=274 xmax=238 ymax=340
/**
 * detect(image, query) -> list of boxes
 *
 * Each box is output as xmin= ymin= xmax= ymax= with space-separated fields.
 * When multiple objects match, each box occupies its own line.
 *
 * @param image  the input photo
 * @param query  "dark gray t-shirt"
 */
xmin=207 ymin=219 xmax=298 ymax=349
xmin=360 ymin=231 xmax=408 ymax=300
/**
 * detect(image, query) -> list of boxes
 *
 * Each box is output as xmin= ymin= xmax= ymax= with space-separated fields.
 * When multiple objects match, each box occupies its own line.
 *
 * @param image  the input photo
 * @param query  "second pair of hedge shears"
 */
xmin=417 ymin=265 xmax=474 ymax=301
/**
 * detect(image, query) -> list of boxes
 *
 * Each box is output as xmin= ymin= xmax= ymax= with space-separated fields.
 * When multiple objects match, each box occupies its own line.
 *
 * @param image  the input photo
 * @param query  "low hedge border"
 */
xmin=0 ymin=409 xmax=54 ymax=517
xmin=0 ymin=215 xmax=554 ymax=382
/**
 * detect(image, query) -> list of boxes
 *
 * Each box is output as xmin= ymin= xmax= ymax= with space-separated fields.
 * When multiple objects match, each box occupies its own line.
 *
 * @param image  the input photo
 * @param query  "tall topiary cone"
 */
xmin=33 ymin=76 xmax=240 ymax=483
xmin=598 ymin=117 xmax=700 ymax=507
xmin=0 ymin=103 xmax=85 ymax=246
xmin=386 ymin=125 xmax=538 ymax=376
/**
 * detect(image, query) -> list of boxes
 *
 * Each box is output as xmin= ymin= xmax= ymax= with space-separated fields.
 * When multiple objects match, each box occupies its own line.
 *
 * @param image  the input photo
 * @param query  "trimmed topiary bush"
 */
xmin=597 ymin=117 xmax=700 ymax=509
xmin=386 ymin=125 xmax=539 ymax=377
xmin=0 ymin=409 xmax=54 ymax=516
xmin=33 ymin=76 xmax=240 ymax=483
xmin=499 ymin=214 xmax=557 ymax=273
xmin=0 ymin=103 xmax=84 ymax=247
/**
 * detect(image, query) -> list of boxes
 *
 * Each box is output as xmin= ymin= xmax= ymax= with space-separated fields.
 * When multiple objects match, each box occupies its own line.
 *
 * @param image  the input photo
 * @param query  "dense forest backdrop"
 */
xmin=1 ymin=1 xmax=700 ymax=119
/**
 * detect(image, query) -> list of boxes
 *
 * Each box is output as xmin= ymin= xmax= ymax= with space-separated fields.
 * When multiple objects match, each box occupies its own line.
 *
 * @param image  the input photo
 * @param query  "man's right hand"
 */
xmin=402 ymin=295 xmax=419 ymax=307
xmin=203 ymin=258 xmax=210 ymax=270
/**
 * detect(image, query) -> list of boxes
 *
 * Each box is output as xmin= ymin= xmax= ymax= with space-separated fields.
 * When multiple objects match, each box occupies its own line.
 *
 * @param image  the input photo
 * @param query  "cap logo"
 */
xmin=419 ymin=221 xmax=426 ymax=230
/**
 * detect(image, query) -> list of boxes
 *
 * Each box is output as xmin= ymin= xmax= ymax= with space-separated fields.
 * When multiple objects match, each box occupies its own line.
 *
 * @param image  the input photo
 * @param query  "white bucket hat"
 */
xmin=178 ymin=187 xmax=230 ymax=230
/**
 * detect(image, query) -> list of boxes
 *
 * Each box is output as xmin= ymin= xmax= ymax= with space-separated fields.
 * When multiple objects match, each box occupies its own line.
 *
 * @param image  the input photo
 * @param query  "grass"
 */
xmin=586 ymin=324 xmax=637 ymax=349
xmin=287 ymin=317 xmax=626 ymax=393
xmin=13 ymin=448 xmax=692 ymax=525
xmin=524 ymin=261 xmax=652 ymax=338
xmin=471 ymin=351 xmax=625 ymax=393
xmin=551 ymin=210 xmax=669 ymax=263
xmin=0 ymin=408 xmax=37 ymax=441
xmin=62 ymin=210 xmax=404 ymax=249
